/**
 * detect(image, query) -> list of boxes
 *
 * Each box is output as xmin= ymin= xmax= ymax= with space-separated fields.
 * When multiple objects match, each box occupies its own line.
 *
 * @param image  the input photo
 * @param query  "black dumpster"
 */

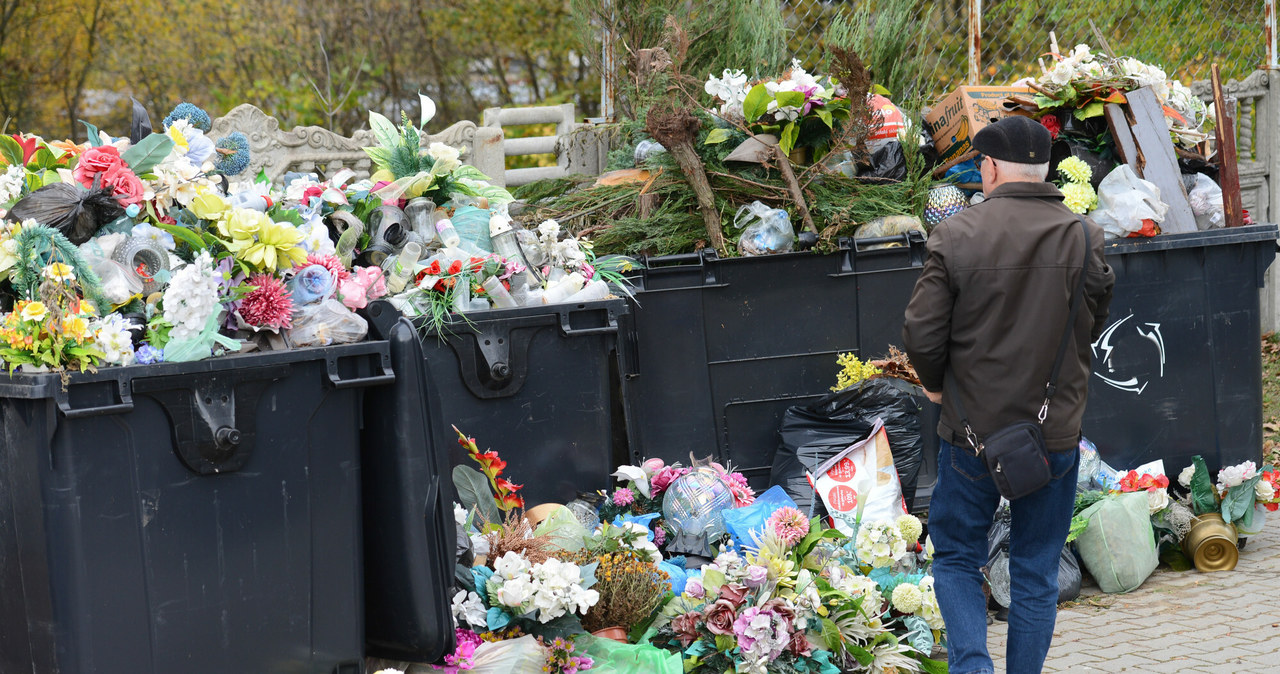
xmin=621 ymin=234 xmax=929 ymax=492
xmin=1081 ymin=224 xmax=1279 ymax=474
xmin=366 ymin=299 xmax=633 ymax=507
xmin=0 ymin=343 xmax=393 ymax=674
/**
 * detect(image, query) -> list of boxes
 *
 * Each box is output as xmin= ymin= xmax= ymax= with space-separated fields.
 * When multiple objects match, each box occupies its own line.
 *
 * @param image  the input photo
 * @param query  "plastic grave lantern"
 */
xmin=662 ymin=467 xmax=735 ymax=539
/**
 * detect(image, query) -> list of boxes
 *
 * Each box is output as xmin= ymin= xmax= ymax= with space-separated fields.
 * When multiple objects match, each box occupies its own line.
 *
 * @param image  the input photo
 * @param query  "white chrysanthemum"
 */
xmin=917 ymin=577 xmax=945 ymax=630
xmin=162 ymin=251 xmax=223 ymax=342
xmin=0 ymin=165 xmax=23 ymax=205
xmin=891 ymin=583 xmax=922 ymax=613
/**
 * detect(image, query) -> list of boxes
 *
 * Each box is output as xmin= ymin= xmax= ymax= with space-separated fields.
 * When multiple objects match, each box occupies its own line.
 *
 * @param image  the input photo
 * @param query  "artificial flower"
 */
xmin=0 ymin=165 xmax=24 ymax=205
xmin=101 ymin=164 xmax=149 ymax=206
xmin=1040 ymin=114 xmax=1062 ymax=139
xmin=891 ymin=582 xmax=923 ymax=613
xmin=20 ymin=301 xmax=48 ymax=323
xmin=766 ymin=506 xmax=810 ymax=547
xmin=611 ymin=487 xmax=635 ymax=506
xmin=1218 ymin=461 xmax=1258 ymax=490
xmin=239 ymin=274 xmax=294 ymax=329
xmin=213 ymin=132 xmax=251 ymax=175
xmin=164 ymin=102 xmax=212 ymax=133
xmin=190 ymin=190 xmax=229 ymax=220
xmin=131 ymin=223 xmax=176 ymax=251
xmin=1057 ymin=156 xmax=1093 ymax=185
xmin=1061 ymin=181 xmax=1098 ymax=214
xmin=226 ymin=218 xmax=307 ymax=273
xmin=896 ymin=514 xmax=923 ymax=544
xmin=1178 ymin=464 xmax=1196 ymax=488
xmin=42 ymin=262 xmax=76 ymax=283
xmin=162 ymin=251 xmax=223 ymax=343
xmin=135 ymin=344 xmax=165 ymax=364
xmin=72 ymin=146 xmax=126 ymax=188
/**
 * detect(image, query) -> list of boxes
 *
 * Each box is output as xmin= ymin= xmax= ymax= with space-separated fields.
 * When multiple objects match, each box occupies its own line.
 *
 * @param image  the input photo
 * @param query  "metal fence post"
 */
xmin=968 ymin=0 xmax=983 ymax=84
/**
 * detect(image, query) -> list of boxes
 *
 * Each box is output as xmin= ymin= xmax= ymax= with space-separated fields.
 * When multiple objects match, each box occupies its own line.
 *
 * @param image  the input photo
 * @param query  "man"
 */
xmin=902 ymin=115 xmax=1115 ymax=674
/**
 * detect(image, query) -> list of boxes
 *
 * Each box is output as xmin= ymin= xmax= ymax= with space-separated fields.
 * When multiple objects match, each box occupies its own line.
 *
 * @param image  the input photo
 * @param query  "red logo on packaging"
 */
xmin=827 ymin=485 xmax=858 ymax=512
xmin=827 ymin=458 xmax=857 ymax=482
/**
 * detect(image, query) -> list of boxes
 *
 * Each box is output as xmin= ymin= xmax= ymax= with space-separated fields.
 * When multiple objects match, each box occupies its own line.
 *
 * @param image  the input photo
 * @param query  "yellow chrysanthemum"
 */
xmin=226 ymin=218 xmax=307 ymax=273
xmin=1061 ymin=182 xmax=1098 ymax=215
xmin=61 ymin=316 xmax=88 ymax=340
xmin=1056 ymin=156 xmax=1092 ymax=185
xmin=891 ymin=583 xmax=923 ymax=614
xmin=42 ymin=262 xmax=76 ymax=283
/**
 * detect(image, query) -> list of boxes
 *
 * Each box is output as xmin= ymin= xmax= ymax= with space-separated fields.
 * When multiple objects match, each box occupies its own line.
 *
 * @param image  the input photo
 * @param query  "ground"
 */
xmin=979 ymin=337 xmax=1280 ymax=673
xmin=988 ymin=521 xmax=1280 ymax=673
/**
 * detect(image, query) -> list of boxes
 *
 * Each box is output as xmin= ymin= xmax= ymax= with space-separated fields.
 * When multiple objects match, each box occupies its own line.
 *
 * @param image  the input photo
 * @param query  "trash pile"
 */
xmin=420 ymin=425 xmax=948 ymax=674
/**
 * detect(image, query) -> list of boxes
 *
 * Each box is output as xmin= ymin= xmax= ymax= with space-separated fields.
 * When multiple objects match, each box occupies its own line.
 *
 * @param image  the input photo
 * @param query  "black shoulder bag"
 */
xmin=945 ymin=216 xmax=1090 ymax=500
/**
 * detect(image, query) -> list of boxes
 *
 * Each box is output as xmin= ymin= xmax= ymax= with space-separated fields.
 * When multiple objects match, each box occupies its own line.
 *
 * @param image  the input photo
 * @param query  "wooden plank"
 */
xmin=1212 ymin=65 xmax=1245 ymax=228
xmin=1105 ymin=103 xmax=1139 ymax=167
xmin=1124 ymin=87 xmax=1198 ymax=234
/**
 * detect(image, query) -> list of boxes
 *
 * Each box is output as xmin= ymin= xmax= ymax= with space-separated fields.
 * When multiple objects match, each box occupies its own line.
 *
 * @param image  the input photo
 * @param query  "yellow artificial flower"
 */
xmin=190 ymin=191 xmax=229 ymax=221
xmin=61 ymin=316 xmax=88 ymax=340
xmin=42 ymin=262 xmax=76 ymax=283
xmin=227 ymin=218 xmax=307 ymax=272
xmin=20 ymin=301 xmax=48 ymax=323
xmin=166 ymin=125 xmax=190 ymax=152
xmin=217 ymin=207 xmax=268 ymax=240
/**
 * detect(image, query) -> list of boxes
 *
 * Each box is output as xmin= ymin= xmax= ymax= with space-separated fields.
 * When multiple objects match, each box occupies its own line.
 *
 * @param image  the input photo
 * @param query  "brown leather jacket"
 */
xmin=902 ymin=181 xmax=1116 ymax=452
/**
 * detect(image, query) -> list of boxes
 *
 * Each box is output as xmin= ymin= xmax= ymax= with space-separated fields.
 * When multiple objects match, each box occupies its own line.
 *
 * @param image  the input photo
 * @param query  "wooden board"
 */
xmin=1211 ymin=65 xmax=1245 ymax=228
xmin=1124 ymin=87 xmax=1198 ymax=234
xmin=1105 ymin=103 xmax=1139 ymax=167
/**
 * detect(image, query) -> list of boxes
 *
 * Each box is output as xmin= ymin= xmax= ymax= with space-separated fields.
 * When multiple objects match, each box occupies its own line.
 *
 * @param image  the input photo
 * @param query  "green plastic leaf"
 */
xmin=779 ymin=122 xmax=800 ymax=156
xmin=844 ymin=641 xmax=874 ymax=666
xmin=452 ymin=464 xmax=500 ymax=525
xmin=155 ymin=222 xmax=206 ymax=252
xmin=80 ymin=121 xmax=103 ymax=147
xmin=713 ymin=634 xmax=735 ymax=652
xmin=871 ymin=84 xmax=892 ymax=96
xmin=1190 ymin=456 xmax=1218 ymax=515
xmin=368 ymin=110 xmax=401 ymax=150
xmin=255 ymin=168 xmax=270 ymax=185
xmin=816 ymin=108 xmax=834 ymax=129
xmin=704 ymin=128 xmax=733 ymax=145
xmin=28 ymin=148 xmax=57 ymax=170
xmin=901 ymin=615 xmax=934 ymax=654
xmin=775 ymin=90 xmax=806 ymax=110
xmin=0 ymin=135 xmax=23 ymax=166
xmin=1222 ymin=473 xmax=1263 ymax=523
xmin=820 ymin=617 xmax=843 ymax=652
xmin=742 ymin=84 xmax=771 ymax=121
xmin=1074 ymin=100 xmax=1106 ymax=121
xmin=917 ymin=656 xmax=950 ymax=674
xmin=121 ymin=134 xmax=175 ymax=175
xmin=700 ymin=568 xmax=726 ymax=594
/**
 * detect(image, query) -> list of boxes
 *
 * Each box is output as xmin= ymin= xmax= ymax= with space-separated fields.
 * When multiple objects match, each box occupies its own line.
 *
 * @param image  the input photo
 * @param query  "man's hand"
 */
xmin=924 ymin=388 xmax=942 ymax=404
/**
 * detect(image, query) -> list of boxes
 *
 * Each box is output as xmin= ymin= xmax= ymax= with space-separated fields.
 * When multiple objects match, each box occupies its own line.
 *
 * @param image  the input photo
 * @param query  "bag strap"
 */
xmin=947 ymin=215 xmax=1091 ymax=453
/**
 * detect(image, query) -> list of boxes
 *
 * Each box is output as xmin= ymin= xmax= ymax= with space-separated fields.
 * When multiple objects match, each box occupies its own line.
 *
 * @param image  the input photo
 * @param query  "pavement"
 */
xmin=987 ymin=521 xmax=1280 ymax=673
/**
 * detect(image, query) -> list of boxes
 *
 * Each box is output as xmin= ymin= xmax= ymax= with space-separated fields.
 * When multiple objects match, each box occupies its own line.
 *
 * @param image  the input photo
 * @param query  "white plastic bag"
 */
xmin=287 ymin=298 xmax=369 ymax=347
xmin=1091 ymin=165 xmax=1169 ymax=239
xmin=735 ymin=201 xmax=795 ymax=256
xmin=1075 ymin=492 xmax=1158 ymax=593
xmin=1188 ymin=172 xmax=1225 ymax=230
xmin=807 ymin=419 xmax=907 ymax=535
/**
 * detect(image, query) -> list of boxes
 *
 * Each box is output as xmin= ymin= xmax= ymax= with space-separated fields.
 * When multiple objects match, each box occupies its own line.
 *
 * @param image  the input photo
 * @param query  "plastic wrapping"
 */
xmin=1075 ymin=492 xmax=1159 ymax=593
xmin=288 ymin=298 xmax=369 ymax=347
xmin=860 ymin=140 xmax=906 ymax=181
xmin=581 ymin=635 xmax=683 ymax=674
xmin=1091 ymin=165 xmax=1170 ymax=238
xmin=772 ymin=377 xmax=927 ymax=514
xmin=722 ymin=485 xmax=797 ymax=550
xmin=634 ymin=140 xmax=667 ymax=164
xmin=451 ymin=205 xmax=494 ymax=253
xmin=6 ymin=181 xmax=123 ymax=245
xmin=854 ymin=215 xmax=926 ymax=244
xmin=735 ymin=201 xmax=795 ymax=256
xmin=1077 ymin=436 xmax=1101 ymax=492
xmin=1188 ymin=173 xmax=1225 ymax=231
xmin=465 ymin=635 xmax=548 ymax=674
xmin=987 ymin=505 xmax=1081 ymax=606
xmin=809 ymin=422 xmax=905 ymax=533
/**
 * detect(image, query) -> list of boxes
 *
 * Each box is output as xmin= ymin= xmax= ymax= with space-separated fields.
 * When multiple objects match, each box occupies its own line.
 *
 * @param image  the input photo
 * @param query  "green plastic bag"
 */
xmin=1075 ymin=491 xmax=1158 ymax=593
xmin=580 ymin=635 xmax=683 ymax=674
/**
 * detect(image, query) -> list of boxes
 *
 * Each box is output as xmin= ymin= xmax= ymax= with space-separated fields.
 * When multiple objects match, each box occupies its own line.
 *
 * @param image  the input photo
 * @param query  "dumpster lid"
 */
xmin=1105 ymin=223 xmax=1278 ymax=255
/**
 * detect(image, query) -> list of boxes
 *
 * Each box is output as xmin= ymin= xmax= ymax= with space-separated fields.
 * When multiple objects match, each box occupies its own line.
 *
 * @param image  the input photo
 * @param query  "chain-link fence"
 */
xmin=783 ymin=0 xmax=1268 ymax=101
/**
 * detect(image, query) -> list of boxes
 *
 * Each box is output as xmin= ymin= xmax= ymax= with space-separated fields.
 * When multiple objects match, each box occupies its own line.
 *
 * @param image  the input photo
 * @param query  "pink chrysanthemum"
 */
xmin=612 ymin=487 xmax=635 ymax=506
xmin=307 ymin=253 xmax=351 ymax=282
xmin=766 ymin=506 xmax=810 ymax=547
xmin=727 ymin=472 xmax=756 ymax=507
xmin=240 ymin=274 xmax=294 ymax=329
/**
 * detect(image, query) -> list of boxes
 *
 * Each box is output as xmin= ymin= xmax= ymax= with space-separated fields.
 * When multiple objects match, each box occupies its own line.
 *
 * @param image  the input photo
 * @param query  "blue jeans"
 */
xmin=930 ymin=438 xmax=1079 ymax=674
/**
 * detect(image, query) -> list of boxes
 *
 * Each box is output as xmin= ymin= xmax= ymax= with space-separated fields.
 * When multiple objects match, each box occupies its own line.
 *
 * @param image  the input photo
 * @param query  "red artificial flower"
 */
xmin=301 ymin=185 xmax=325 ymax=204
xmin=447 ymin=260 xmax=463 ymax=275
xmin=239 ymin=273 xmax=295 ymax=329
xmin=1267 ymin=503 xmax=1279 ymax=512
xmin=11 ymin=134 xmax=38 ymax=164
xmin=495 ymin=477 xmax=522 ymax=494
xmin=476 ymin=450 xmax=507 ymax=477
xmin=1040 ymin=115 xmax=1062 ymax=140
xmin=499 ymin=492 xmax=525 ymax=510
xmin=72 ymin=145 xmax=125 ymax=188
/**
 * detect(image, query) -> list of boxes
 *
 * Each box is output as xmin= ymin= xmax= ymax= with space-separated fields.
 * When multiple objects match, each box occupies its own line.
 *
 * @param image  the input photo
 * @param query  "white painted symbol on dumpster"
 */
xmin=1091 ymin=314 xmax=1166 ymax=394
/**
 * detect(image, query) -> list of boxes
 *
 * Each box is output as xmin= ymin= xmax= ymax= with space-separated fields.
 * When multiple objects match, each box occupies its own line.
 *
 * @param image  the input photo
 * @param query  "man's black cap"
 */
xmin=972 ymin=115 xmax=1051 ymax=164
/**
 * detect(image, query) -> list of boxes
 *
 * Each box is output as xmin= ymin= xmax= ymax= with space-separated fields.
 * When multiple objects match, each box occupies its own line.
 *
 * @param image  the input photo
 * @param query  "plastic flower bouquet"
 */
xmin=468 ymin=551 xmax=601 ymax=639
xmin=706 ymin=60 xmax=853 ymax=158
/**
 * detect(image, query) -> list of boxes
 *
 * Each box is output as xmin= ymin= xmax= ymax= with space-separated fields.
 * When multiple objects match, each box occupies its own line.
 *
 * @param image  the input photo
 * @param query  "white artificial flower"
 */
xmin=705 ymin=68 xmax=750 ymax=117
xmin=1256 ymin=479 xmax=1276 ymax=502
xmin=298 ymin=221 xmax=336 ymax=257
xmin=496 ymin=576 xmax=534 ymax=608
xmin=451 ymin=590 xmax=487 ymax=629
xmin=1178 ymin=465 xmax=1196 ymax=489
xmin=492 ymin=551 xmax=529 ymax=580
xmin=1147 ymin=488 xmax=1171 ymax=514
xmin=427 ymin=142 xmax=462 ymax=174
xmin=162 ymin=250 xmax=222 ymax=343
xmin=0 ymin=165 xmax=24 ymax=205
xmin=917 ymin=576 xmax=945 ymax=631
xmin=284 ymin=174 xmax=323 ymax=204
xmin=454 ymin=502 xmax=468 ymax=528
xmin=92 ymin=314 xmax=138 ymax=366
xmin=1218 ymin=461 xmax=1258 ymax=491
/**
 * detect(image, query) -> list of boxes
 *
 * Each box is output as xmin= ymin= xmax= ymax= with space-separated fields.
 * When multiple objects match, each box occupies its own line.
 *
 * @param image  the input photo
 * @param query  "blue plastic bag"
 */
xmin=722 ymin=485 xmax=797 ymax=550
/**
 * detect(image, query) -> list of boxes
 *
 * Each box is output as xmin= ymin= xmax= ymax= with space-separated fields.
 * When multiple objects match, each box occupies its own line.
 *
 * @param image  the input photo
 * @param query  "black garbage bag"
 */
xmin=771 ymin=377 xmax=926 ymax=515
xmin=987 ymin=504 xmax=1082 ymax=607
xmin=5 ymin=179 xmax=123 ymax=245
xmin=859 ymin=140 xmax=907 ymax=182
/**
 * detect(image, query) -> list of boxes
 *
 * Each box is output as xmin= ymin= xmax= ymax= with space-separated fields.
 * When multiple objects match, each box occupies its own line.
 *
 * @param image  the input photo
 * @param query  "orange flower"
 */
xmin=49 ymin=139 xmax=88 ymax=158
xmin=475 ymin=450 xmax=507 ymax=477
xmin=495 ymin=477 xmax=522 ymax=494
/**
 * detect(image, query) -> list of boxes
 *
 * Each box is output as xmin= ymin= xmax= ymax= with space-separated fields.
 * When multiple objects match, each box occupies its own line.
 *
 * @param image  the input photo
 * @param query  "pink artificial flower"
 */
xmin=73 ymin=145 xmax=125 ymax=188
xmin=612 ymin=487 xmax=635 ymax=506
xmin=307 ymin=253 xmax=351 ymax=282
xmin=100 ymin=164 xmax=147 ymax=206
xmin=653 ymin=525 xmax=666 ymax=547
xmin=743 ymin=565 xmax=769 ymax=588
xmin=726 ymin=472 xmax=755 ymax=507
xmin=766 ymin=506 xmax=810 ymax=547
xmin=239 ymin=274 xmax=294 ymax=329
xmin=339 ymin=266 xmax=388 ymax=310
xmin=642 ymin=457 xmax=666 ymax=474
xmin=650 ymin=466 xmax=687 ymax=496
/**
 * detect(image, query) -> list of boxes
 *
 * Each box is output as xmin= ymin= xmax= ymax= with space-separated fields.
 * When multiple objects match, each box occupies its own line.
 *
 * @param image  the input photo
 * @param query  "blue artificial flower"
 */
xmin=182 ymin=129 xmax=216 ymax=165
xmin=213 ymin=132 xmax=251 ymax=176
xmin=164 ymin=102 xmax=212 ymax=133
xmin=135 ymin=344 xmax=164 ymax=365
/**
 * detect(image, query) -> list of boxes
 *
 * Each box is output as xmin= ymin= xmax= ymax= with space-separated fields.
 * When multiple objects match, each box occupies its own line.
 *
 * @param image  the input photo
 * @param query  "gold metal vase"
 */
xmin=1183 ymin=512 xmax=1239 ymax=572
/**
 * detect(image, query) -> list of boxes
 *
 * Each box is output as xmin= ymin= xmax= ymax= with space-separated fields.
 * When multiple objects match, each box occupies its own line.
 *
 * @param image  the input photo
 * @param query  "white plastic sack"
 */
xmin=468 ymin=635 xmax=548 ymax=674
xmin=807 ymin=419 xmax=907 ymax=535
xmin=1075 ymin=492 xmax=1158 ymax=593
xmin=1188 ymin=173 xmax=1225 ymax=230
xmin=1091 ymin=165 xmax=1170 ymax=239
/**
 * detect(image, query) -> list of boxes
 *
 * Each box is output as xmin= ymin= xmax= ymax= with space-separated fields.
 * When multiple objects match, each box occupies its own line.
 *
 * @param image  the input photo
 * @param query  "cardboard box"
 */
xmin=924 ymin=86 xmax=1033 ymax=164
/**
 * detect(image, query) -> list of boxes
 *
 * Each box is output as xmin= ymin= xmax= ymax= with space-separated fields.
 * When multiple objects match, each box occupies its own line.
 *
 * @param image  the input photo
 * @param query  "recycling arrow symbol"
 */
xmin=1091 ymin=314 xmax=1166 ymax=395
